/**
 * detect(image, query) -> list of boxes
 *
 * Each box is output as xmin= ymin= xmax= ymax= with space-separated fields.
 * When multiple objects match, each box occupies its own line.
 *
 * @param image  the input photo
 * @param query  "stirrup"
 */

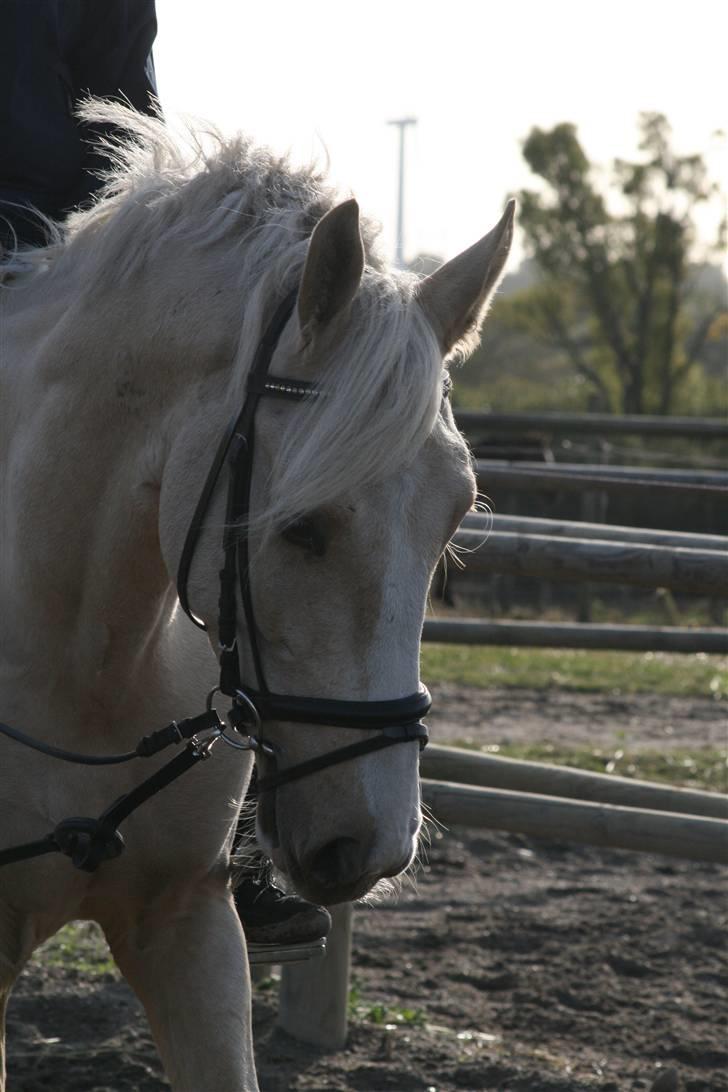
xmin=247 ymin=937 xmax=327 ymax=965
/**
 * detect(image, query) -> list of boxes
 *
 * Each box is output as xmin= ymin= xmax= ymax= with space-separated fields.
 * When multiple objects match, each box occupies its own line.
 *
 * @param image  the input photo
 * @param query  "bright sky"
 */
xmin=154 ymin=0 xmax=727 ymax=270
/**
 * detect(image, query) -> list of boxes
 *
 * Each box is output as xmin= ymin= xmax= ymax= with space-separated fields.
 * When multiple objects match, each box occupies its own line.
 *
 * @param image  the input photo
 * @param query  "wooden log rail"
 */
xmin=462 ymin=512 xmax=728 ymax=554
xmin=422 ymin=619 xmax=728 ymax=654
xmin=421 ymin=781 xmax=728 ymax=865
xmin=455 ymin=410 xmax=728 ymax=439
xmin=421 ymin=745 xmax=728 ymax=820
xmin=449 ymin=528 xmax=728 ymax=597
xmin=480 ymin=461 xmax=728 ymax=485
xmin=474 ymin=461 xmax=728 ymax=500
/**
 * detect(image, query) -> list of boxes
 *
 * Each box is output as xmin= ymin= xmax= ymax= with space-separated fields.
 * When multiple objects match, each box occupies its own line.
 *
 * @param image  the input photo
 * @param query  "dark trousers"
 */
xmin=0 ymin=0 xmax=157 ymax=247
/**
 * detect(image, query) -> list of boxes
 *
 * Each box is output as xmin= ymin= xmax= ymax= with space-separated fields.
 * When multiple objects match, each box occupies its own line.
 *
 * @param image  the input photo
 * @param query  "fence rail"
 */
xmin=456 ymin=411 xmax=728 ymax=439
xmin=482 ymin=461 xmax=728 ymax=484
xmin=474 ymin=461 xmax=728 ymax=500
xmin=422 ymin=619 xmax=728 ymax=654
xmin=421 ymin=745 xmax=728 ymax=819
xmin=450 ymin=528 xmax=728 ymax=596
xmin=421 ymin=781 xmax=728 ymax=866
xmin=462 ymin=512 xmax=728 ymax=553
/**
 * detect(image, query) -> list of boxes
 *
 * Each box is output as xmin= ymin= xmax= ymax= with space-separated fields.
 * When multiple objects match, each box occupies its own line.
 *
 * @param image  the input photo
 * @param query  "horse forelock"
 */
xmin=246 ymin=278 xmax=444 ymax=536
xmin=2 ymin=99 xmax=445 ymax=530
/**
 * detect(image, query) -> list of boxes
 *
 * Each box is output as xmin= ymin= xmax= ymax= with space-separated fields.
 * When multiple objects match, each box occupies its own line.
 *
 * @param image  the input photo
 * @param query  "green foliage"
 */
xmin=461 ymin=114 xmax=727 ymax=417
xmin=33 ymin=922 xmax=118 ymax=977
xmin=348 ymin=982 xmax=426 ymax=1026
xmin=420 ymin=644 xmax=728 ymax=698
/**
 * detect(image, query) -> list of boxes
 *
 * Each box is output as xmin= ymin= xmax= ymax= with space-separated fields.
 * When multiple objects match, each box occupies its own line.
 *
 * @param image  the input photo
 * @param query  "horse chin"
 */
xmin=275 ymin=858 xmax=385 ymax=908
xmin=268 ymin=841 xmax=416 ymax=908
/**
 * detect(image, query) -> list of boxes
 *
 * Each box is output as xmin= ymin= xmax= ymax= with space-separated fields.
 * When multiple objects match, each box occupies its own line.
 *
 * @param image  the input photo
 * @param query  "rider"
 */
xmin=0 ymin=0 xmax=331 ymax=949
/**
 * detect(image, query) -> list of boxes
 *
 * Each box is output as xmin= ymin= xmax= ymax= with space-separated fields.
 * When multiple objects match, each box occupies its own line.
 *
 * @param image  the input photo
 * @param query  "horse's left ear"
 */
xmin=416 ymin=199 xmax=515 ymax=357
xmin=298 ymin=198 xmax=365 ymax=339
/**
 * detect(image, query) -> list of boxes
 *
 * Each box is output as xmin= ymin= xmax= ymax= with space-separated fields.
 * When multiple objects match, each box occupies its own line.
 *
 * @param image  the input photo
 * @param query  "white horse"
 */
xmin=0 ymin=103 xmax=513 ymax=1091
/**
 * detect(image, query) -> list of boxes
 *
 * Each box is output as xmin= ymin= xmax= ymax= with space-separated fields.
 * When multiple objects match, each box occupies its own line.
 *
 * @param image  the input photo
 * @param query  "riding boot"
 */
xmin=233 ymin=860 xmax=332 ymax=946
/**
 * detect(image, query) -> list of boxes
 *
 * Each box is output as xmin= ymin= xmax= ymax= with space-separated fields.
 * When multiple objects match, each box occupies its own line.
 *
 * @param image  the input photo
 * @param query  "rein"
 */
xmin=0 ymin=286 xmax=430 ymax=872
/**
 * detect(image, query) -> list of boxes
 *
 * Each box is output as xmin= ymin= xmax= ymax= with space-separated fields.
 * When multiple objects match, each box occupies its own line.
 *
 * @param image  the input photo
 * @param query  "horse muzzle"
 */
xmin=275 ymin=832 xmax=418 ymax=907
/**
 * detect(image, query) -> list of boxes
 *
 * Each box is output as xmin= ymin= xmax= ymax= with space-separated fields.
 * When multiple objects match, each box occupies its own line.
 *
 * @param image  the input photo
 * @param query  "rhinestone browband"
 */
xmin=263 ymin=380 xmax=320 ymax=398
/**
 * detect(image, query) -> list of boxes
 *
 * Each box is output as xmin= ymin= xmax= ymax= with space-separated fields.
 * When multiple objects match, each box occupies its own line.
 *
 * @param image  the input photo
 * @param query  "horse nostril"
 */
xmin=308 ymin=837 xmax=364 ymax=890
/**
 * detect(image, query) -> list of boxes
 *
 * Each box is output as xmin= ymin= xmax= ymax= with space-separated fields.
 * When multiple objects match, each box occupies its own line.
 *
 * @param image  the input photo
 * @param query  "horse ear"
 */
xmin=416 ymin=199 xmax=515 ymax=357
xmin=298 ymin=198 xmax=365 ymax=338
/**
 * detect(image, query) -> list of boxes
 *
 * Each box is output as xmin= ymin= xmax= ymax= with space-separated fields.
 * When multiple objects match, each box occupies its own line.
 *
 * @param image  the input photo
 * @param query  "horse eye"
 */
xmin=281 ymin=518 xmax=326 ymax=557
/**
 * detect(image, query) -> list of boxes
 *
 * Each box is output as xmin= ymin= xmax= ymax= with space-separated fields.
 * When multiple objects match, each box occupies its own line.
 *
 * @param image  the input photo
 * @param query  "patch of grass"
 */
xmin=34 ymin=922 xmax=118 ymax=978
xmin=452 ymin=741 xmax=728 ymax=794
xmin=253 ymin=974 xmax=279 ymax=992
xmin=348 ymin=983 xmax=426 ymax=1027
xmin=421 ymin=644 xmax=728 ymax=699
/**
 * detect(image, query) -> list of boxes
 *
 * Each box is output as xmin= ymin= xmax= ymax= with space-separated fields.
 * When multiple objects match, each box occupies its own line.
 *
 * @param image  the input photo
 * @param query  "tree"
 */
xmin=510 ymin=114 xmax=726 ymax=415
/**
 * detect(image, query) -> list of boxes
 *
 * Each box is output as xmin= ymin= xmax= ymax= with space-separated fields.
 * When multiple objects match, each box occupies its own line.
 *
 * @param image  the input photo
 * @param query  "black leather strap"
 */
xmin=232 ymin=686 xmax=432 ymax=730
xmin=0 ymin=835 xmax=59 ymax=868
xmin=0 ymin=710 xmax=219 ymax=766
xmin=256 ymin=722 xmax=429 ymax=793
xmin=176 ymin=289 xmax=300 ymax=632
xmin=0 ymin=712 xmax=222 ymax=871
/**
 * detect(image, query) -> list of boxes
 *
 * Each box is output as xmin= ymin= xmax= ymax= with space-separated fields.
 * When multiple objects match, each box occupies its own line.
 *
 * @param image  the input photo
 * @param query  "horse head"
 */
xmin=160 ymin=192 xmax=513 ymax=905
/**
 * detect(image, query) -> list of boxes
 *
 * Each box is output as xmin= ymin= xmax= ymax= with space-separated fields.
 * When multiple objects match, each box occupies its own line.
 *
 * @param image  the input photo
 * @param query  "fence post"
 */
xmin=277 ymin=902 xmax=352 ymax=1048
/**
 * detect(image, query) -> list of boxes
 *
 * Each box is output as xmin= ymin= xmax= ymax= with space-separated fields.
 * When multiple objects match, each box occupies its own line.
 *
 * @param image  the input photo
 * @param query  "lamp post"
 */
xmin=387 ymin=117 xmax=417 ymax=268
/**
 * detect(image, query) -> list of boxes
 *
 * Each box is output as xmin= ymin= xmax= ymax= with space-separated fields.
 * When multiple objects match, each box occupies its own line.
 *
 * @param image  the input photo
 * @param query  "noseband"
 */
xmin=175 ymin=288 xmax=430 ymax=792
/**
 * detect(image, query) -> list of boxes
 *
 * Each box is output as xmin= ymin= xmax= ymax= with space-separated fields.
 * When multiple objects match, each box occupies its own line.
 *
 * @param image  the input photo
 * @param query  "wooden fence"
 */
xmin=277 ymin=746 xmax=728 ymax=1047
xmin=440 ymin=511 xmax=728 ymax=652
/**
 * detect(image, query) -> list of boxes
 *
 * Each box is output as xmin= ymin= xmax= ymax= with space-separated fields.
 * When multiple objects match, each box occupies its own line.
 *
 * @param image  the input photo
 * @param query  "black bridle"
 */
xmin=0 ymin=286 xmax=430 ymax=872
xmin=176 ymin=287 xmax=430 ymax=793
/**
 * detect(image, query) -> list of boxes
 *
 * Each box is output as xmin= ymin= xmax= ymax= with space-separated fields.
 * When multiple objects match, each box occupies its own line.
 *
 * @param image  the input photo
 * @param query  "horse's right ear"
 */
xmin=298 ymin=199 xmax=365 ymax=341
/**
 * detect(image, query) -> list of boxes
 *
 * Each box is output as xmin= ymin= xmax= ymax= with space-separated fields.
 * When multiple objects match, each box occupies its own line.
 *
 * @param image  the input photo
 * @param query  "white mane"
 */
xmin=1 ymin=101 xmax=445 ymax=532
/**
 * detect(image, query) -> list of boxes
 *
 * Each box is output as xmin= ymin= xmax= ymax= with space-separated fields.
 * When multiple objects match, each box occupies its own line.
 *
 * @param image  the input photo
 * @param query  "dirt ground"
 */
xmin=6 ymin=685 xmax=727 ymax=1092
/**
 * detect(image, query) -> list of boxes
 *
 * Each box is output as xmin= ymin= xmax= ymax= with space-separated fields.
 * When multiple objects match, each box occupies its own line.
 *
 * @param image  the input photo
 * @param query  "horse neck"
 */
xmin=1 ymin=255 xmax=220 ymax=722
